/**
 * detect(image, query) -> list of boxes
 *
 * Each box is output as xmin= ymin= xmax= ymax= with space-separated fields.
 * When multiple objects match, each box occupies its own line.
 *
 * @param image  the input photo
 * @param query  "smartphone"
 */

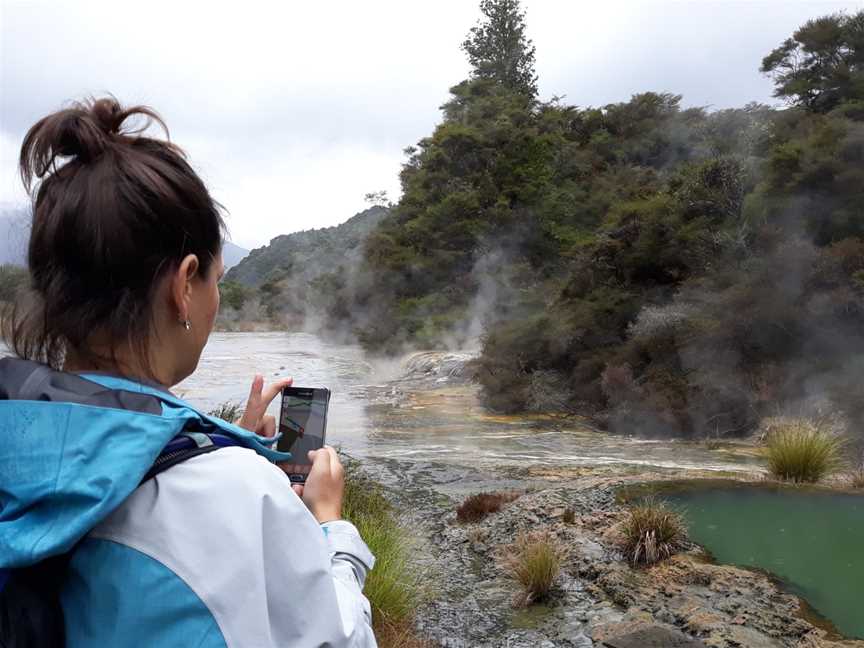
xmin=277 ymin=386 xmax=331 ymax=483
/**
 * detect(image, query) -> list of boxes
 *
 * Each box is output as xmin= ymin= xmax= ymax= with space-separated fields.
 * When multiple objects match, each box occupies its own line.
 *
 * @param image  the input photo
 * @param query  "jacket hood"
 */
xmin=0 ymin=357 xmax=290 ymax=568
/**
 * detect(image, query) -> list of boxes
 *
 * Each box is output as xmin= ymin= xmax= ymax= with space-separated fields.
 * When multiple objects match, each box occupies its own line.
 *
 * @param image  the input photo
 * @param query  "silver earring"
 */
xmin=182 ymin=320 xmax=191 ymax=331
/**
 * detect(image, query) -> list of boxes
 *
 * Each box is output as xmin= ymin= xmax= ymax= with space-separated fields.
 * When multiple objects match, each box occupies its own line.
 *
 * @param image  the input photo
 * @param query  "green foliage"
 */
xmin=498 ymin=529 xmax=568 ymax=606
xmin=766 ymin=419 xmax=844 ymax=483
xmin=218 ymin=281 xmax=250 ymax=312
xmin=341 ymin=460 xmax=425 ymax=639
xmin=761 ymin=11 xmax=864 ymax=113
xmin=0 ymin=264 xmax=27 ymax=303
xmin=462 ymin=0 xmax=537 ymax=97
xmin=620 ymin=499 xmax=688 ymax=565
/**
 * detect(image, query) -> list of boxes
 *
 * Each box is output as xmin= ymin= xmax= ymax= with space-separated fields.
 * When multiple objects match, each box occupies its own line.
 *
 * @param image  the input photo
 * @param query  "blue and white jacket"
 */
xmin=0 ymin=357 xmax=377 ymax=647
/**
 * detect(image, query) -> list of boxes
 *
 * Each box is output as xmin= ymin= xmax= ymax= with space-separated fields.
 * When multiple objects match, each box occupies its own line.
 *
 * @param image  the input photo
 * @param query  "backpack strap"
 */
xmin=141 ymin=431 xmax=241 ymax=484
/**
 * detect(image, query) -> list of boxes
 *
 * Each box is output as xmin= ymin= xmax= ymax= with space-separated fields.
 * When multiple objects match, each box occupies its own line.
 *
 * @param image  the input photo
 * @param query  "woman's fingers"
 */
xmin=260 ymin=377 xmax=293 ymax=410
xmin=238 ymin=375 xmax=293 ymax=432
xmin=259 ymin=414 xmax=276 ymax=438
xmin=238 ymin=374 xmax=264 ymax=430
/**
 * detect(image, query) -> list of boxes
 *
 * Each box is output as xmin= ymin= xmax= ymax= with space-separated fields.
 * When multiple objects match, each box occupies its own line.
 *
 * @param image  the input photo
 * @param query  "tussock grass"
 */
xmin=765 ymin=418 xmax=844 ymax=483
xmin=849 ymin=464 xmax=864 ymax=489
xmin=620 ymin=499 xmax=687 ymax=565
xmin=207 ymin=401 xmax=243 ymax=423
xmin=341 ymin=459 xmax=425 ymax=647
xmin=499 ymin=529 xmax=567 ymax=606
xmin=456 ymin=491 xmax=521 ymax=523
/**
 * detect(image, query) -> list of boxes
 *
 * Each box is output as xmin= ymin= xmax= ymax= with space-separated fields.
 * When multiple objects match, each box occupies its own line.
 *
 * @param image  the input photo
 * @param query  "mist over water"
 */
xmin=176 ymin=332 xmax=765 ymax=473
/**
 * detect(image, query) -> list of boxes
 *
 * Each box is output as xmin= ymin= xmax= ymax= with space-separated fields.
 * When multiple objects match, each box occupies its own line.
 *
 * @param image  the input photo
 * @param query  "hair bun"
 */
xmin=19 ymin=96 xmax=168 ymax=191
xmin=90 ymin=97 xmax=125 ymax=136
xmin=53 ymin=110 xmax=109 ymax=162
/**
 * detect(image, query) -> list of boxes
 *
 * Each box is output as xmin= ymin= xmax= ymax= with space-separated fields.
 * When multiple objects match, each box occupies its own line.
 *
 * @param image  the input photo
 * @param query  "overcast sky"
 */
xmin=1 ymin=0 xmax=861 ymax=250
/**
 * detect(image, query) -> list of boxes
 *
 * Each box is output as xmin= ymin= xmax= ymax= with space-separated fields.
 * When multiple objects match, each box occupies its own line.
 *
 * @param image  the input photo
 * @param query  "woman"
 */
xmin=0 ymin=97 xmax=377 ymax=647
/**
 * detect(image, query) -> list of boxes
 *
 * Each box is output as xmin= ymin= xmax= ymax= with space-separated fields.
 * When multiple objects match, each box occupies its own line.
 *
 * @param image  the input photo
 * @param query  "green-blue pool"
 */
xmin=658 ymin=483 xmax=864 ymax=639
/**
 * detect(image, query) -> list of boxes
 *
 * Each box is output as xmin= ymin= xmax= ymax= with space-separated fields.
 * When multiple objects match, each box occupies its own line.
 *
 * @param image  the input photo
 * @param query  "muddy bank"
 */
xmin=359 ymin=455 xmax=863 ymax=648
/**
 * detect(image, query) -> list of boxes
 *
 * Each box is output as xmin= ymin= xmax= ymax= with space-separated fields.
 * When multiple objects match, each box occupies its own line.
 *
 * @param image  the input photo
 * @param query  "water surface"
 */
xmin=661 ymin=483 xmax=864 ymax=639
xmin=177 ymin=333 xmax=763 ymax=473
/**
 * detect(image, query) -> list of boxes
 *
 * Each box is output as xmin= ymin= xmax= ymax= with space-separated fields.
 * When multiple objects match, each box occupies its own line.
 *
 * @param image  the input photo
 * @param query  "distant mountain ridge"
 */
xmin=0 ymin=206 xmax=31 ymax=266
xmin=222 ymin=241 xmax=248 ymax=270
xmin=1 ymin=204 xmax=248 ymax=270
xmin=225 ymin=206 xmax=388 ymax=287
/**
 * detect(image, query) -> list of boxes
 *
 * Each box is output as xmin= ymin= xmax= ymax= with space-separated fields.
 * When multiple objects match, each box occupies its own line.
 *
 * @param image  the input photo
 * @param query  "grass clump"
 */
xmin=620 ymin=498 xmax=687 ymax=565
xmin=765 ymin=418 xmax=844 ymax=483
xmin=499 ymin=529 xmax=567 ymax=607
xmin=341 ymin=458 xmax=426 ymax=647
xmin=208 ymin=401 xmax=243 ymax=423
xmin=849 ymin=463 xmax=864 ymax=489
xmin=561 ymin=508 xmax=576 ymax=524
xmin=456 ymin=491 xmax=520 ymax=523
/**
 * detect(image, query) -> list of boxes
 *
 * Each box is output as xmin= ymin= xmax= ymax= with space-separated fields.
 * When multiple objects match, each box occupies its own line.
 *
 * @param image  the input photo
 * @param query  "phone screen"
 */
xmin=277 ymin=387 xmax=330 ymax=472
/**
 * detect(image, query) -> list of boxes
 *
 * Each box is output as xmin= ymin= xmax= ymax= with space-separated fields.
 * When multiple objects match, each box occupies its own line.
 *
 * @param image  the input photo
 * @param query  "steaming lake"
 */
xmin=173 ymin=332 xmax=764 ymax=473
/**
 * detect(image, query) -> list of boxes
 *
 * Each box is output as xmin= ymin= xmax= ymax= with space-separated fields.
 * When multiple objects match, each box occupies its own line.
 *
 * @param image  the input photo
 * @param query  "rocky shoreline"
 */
xmin=353 ymin=351 xmax=863 ymax=647
xmin=360 ymin=456 xmax=863 ymax=648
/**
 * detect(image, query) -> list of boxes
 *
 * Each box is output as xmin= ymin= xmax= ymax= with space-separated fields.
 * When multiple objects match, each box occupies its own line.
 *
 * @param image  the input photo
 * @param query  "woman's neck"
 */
xmin=63 ymin=347 xmax=169 ymax=389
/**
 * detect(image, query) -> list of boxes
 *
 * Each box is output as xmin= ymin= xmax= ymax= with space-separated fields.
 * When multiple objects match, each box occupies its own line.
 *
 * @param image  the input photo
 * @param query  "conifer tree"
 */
xmin=462 ymin=0 xmax=538 ymax=97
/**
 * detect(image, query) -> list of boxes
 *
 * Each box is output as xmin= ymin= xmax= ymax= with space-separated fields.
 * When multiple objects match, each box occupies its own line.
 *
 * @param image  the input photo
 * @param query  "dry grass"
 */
xmin=704 ymin=436 xmax=723 ymax=450
xmin=373 ymin=619 xmax=436 ymax=648
xmin=498 ymin=529 xmax=568 ymax=607
xmin=765 ymin=418 xmax=844 ymax=483
xmin=620 ymin=499 xmax=688 ymax=565
xmin=849 ymin=464 xmax=864 ymax=489
xmin=456 ymin=491 xmax=521 ymax=523
xmin=207 ymin=401 xmax=243 ymax=423
xmin=561 ymin=508 xmax=576 ymax=524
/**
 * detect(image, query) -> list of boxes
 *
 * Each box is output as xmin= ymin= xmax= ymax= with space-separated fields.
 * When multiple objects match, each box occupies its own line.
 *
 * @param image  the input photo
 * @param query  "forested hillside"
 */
xmin=244 ymin=2 xmax=864 ymax=441
xmin=344 ymin=3 xmax=864 ymax=439
xmin=219 ymin=205 xmax=388 ymax=331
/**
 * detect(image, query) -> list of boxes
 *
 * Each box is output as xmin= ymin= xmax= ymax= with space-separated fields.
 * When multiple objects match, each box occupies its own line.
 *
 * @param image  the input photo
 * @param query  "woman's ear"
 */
xmin=171 ymin=254 xmax=200 ymax=322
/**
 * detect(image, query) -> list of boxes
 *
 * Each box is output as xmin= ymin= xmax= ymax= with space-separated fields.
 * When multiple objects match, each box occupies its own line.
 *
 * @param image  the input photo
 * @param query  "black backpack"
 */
xmin=0 ymin=431 xmax=238 ymax=648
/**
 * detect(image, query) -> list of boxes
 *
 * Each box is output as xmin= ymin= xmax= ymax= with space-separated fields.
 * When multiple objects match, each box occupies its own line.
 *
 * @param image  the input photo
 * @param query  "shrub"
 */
xmin=456 ymin=491 xmax=521 ymax=523
xmin=341 ymin=460 xmax=425 ymax=646
xmin=765 ymin=419 xmax=844 ymax=483
xmin=561 ymin=508 xmax=576 ymax=524
xmin=499 ymin=530 xmax=567 ymax=606
xmin=620 ymin=499 xmax=688 ymax=565
xmin=208 ymin=401 xmax=243 ymax=423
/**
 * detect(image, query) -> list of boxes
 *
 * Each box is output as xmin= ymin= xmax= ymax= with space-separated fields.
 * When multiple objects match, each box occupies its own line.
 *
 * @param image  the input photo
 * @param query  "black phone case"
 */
xmin=279 ymin=387 xmax=331 ymax=483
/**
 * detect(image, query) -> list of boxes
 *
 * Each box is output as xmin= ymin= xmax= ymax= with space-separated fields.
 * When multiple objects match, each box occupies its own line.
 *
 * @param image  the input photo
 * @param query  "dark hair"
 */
xmin=2 ymin=96 xmax=225 ymax=370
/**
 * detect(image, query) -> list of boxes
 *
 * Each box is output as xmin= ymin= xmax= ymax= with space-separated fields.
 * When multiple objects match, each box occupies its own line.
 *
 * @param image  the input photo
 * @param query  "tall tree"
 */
xmin=761 ymin=10 xmax=864 ymax=113
xmin=462 ymin=0 xmax=538 ymax=97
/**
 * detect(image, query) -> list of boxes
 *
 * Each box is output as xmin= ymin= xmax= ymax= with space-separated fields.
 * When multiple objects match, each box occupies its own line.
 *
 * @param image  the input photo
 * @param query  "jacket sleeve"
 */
xmin=90 ymin=446 xmax=378 ymax=648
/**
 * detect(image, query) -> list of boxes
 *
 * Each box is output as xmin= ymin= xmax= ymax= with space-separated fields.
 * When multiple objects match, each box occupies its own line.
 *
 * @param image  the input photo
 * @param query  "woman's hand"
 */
xmin=238 ymin=374 xmax=293 ymax=438
xmin=287 ymin=446 xmax=344 ymax=524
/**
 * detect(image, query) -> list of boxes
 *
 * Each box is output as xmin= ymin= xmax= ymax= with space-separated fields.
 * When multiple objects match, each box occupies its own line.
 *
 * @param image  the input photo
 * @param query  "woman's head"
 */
xmin=3 ymin=96 xmax=225 ymax=386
